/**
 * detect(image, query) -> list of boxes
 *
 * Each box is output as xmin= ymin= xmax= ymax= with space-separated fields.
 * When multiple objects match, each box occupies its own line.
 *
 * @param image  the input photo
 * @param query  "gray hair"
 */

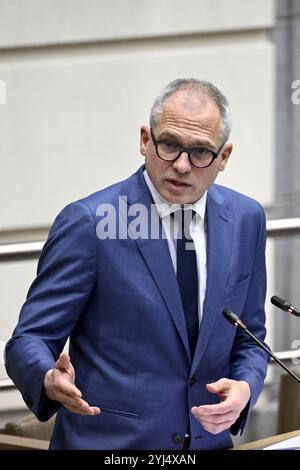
xmin=150 ymin=78 xmax=232 ymax=144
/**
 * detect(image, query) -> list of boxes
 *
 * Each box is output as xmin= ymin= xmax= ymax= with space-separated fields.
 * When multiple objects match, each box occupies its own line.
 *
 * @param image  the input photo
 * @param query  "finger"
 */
xmin=56 ymin=352 xmax=71 ymax=371
xmin=192 ymin=402 xmax=232 ymax=416
xmin=206 ymin=383 xmax=221 ymax=393
xmin=90 ymin=406 xmax=101 ymax=415
xmin=196 ymin=412 xmax=237 ymax=425
xmin=63 ymin=403 xmax=95 ymax=415
xmin=51 ymin=373 xmax=82 ymax=399
xmin=64 ymin=403 xmax=98 ymax=415
xmin=50 ymin=390 xmax=83 ymax=407
xmin=206 ymin=379 xmax=230 ymax=394
xmin=61 ymin=397 xmax=101 ymax=416
xmin=58 ymin=382 xmax=82 ymax=398
xmin=56 ymin=393 xmax=99 ymax=414
xmin=200 ymin=420 xmax=234 ymax=435
xmin=65 ymin=405 xmax=101 ymax=416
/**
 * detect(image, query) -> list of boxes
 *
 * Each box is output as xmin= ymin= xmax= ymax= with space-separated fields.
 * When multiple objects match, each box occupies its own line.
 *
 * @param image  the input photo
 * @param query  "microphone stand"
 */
xmin=223 ymin=308 xmax=300 ymax=385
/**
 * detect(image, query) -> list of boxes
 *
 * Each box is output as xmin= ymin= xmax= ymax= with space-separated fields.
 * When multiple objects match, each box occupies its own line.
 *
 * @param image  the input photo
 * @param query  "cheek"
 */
xmin=145 ymin=153 xmax=154 ymax=172
xmin=145 ymin=154 xmax=159 ymax=181
xmin=193 ymin=169 xmax=218 ymax=191
xmin=145 ymin=152 xmax=163 ymax=175
xmin=205 ymin=166 xmax=220 ymax=182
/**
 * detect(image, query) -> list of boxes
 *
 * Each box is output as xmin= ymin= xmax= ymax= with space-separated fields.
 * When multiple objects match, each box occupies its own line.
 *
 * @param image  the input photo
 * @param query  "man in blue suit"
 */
xmin=5 ymin=79 xmax=268 ymax=450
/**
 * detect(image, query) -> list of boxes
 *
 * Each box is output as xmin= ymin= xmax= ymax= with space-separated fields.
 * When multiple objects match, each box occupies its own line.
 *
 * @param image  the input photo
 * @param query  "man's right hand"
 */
xmin=44 ymin=352 xmax=100 ymax=416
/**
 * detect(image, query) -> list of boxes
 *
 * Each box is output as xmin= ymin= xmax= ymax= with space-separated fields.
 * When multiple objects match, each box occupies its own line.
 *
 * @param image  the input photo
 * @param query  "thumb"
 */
xmin=56 ymin=352 xmax=72 ymax=371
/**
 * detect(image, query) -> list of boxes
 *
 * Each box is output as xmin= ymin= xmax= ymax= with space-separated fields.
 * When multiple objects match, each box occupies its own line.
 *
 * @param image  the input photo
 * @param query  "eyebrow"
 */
xmin=157 ymin=131 xmax=215 ymax=149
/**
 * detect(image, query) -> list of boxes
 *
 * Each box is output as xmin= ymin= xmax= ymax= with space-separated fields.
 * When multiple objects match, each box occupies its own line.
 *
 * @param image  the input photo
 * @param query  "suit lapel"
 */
xmin=191 ymin=188 xmax=233 ymax=376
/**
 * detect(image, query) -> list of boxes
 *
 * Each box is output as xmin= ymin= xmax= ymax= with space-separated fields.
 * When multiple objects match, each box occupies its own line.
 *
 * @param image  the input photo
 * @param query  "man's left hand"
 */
xmin=191 ymin=378 xmax=251 ymax=434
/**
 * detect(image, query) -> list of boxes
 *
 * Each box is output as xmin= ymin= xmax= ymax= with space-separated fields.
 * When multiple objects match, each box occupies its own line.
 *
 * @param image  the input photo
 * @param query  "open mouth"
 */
xmin=167 ymin=179 xmax=191 ymax=188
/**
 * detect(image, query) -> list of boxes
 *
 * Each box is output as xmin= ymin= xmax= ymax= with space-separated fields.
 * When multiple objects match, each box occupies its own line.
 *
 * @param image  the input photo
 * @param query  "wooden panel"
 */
xmin=0 ymin=433 xmax=48 ymax=450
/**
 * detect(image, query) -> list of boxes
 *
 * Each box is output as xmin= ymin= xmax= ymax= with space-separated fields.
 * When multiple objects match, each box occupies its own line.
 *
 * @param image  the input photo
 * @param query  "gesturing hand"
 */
xmin=191 ymin=378 xmax=250 ymax=434
xmin=44 ymin=352 xmax=100 ymax=416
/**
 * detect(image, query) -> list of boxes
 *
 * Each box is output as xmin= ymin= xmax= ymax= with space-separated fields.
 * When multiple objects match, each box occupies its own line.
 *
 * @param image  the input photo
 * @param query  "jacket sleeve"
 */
xmin=5 ymin=201 xmax=97 ymax=421
xmin=229 ymin=203 xmax=269 ymax=435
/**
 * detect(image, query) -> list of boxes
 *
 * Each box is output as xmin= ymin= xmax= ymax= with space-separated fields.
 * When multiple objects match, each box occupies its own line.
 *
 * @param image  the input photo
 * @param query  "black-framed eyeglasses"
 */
xmin=150 ymin=128 xmax=225 ymax=168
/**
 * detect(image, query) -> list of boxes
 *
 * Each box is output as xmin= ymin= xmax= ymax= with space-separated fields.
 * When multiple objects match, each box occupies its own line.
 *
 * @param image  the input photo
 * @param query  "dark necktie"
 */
xmin=175 ymin=209 xmax=199 ymax=357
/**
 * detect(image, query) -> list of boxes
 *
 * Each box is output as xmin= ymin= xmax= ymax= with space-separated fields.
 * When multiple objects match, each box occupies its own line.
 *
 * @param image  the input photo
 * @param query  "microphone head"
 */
xmin=271 ymin=295 xmax=300 ymax=317
xmin=223 ymin=308 xmax=240 ymax=325
xmin=270 ymin=295 xmax=291 ymax=312
xmin=223 ymin=308 xmax=247 ymax=330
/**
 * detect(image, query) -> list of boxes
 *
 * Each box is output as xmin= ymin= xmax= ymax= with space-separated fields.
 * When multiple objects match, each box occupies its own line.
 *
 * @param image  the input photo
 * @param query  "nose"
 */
xmin=172 ymin=151 xmax=192 ymax=174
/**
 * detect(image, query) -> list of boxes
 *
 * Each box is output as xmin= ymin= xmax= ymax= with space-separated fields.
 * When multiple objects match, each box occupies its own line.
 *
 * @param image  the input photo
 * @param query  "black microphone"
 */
xmin=270 ymin=295 xmax=300 ymax=317
xmin=223 ymin=308 xmax=300 ymax=385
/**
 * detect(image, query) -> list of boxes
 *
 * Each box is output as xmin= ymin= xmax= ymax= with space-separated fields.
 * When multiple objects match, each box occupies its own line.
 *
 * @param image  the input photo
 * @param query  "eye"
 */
xmin=160 ymin=141 xmax=179 ymax=152
xmin=192 ymin=147 xmax=212 ymax=158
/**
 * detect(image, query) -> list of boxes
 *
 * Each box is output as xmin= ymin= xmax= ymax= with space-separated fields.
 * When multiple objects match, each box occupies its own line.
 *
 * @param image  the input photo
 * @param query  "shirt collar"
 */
xmin=143 ymin=169 xmax=207 ymax=220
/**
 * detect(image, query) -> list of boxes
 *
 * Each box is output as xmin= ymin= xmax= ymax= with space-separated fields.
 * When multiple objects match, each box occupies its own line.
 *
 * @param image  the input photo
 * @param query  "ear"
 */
xmin=140 ymin=125 xmax=150 ymax=156
xmin=218 ymin=143 xmax=233 ymax=172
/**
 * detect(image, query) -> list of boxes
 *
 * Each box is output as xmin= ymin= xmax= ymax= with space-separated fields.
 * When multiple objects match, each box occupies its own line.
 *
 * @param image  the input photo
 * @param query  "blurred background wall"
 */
xmin=1 ymin=0 xmax=298 ymax=445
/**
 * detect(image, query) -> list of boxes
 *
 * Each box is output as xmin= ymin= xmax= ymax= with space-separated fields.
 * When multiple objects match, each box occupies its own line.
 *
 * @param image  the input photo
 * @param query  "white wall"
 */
xmin=0 ymin=0 xmax=275 ymax=412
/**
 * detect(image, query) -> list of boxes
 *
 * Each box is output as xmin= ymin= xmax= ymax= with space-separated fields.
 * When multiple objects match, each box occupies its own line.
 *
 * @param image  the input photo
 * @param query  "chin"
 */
xmin=163 ymin=193 xmax=190 ymax=205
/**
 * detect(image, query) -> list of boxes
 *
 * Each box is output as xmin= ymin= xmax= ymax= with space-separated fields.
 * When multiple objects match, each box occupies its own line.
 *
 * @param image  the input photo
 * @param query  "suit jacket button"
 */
xmin=173 ymin=433 xmax=183 ymax=444
xmin=189 ymin=377 xmax=197 ymax=386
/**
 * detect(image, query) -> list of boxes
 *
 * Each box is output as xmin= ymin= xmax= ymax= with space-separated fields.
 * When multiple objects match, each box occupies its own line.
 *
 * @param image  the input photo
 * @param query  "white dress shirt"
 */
xmin=143 ymin=170 xmax=207 ymax=323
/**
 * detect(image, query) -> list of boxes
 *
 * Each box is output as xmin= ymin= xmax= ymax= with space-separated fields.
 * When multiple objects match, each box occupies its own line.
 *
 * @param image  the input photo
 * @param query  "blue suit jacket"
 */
xmin=5 ymin=166 xmax=268 ymax=450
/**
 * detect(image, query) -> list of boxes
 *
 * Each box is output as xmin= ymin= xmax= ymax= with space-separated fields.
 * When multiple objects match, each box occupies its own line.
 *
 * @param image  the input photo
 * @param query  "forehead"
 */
xmin=155 ymin=90 xmax=221 ymax=145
